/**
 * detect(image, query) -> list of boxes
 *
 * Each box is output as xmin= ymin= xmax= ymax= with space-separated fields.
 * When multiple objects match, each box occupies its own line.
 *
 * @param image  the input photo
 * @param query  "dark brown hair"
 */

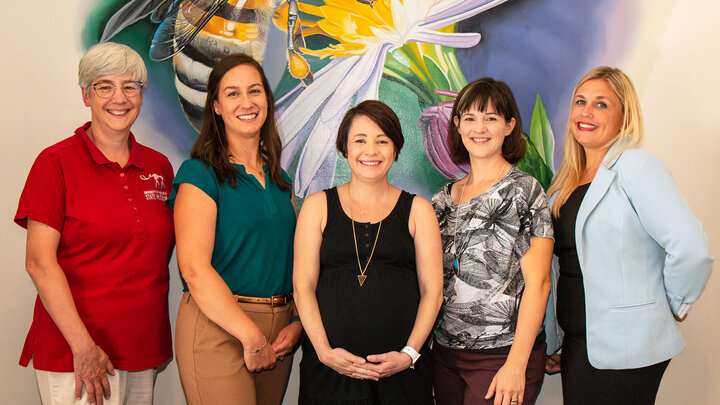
xmin=335 ymin=100 xmax=404 ymax=160
xmin=447 ymin=77 xmax=526 ymax=164
xmin=190 ymin=53 xmax=290 ymax=190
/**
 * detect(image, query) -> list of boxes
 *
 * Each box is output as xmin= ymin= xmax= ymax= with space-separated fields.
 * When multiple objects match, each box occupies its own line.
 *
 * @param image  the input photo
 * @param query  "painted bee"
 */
xmin=101 ymin=0 xmax=312 ymax=131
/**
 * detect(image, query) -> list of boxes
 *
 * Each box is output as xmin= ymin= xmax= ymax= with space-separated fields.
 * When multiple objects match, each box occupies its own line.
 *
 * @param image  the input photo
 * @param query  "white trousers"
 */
xmin=35 ymin=368 xmax=156 ymax=405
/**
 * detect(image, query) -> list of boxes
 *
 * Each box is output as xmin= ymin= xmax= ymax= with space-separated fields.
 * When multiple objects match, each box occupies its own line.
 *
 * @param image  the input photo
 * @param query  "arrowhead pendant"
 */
xmin=357 ymin=274 xmax=367 ymax=286
xmin=453 ymin=259 xmax=459 ymax=276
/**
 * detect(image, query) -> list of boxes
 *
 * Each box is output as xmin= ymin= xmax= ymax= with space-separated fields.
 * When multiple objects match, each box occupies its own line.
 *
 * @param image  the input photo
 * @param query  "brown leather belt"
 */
xmin=234 ymin=293 xmax=293 ymax=307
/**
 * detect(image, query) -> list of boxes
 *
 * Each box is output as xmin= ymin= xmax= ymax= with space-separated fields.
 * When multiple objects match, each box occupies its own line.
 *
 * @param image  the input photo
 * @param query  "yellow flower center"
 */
xmin=274 ymin=0 xmax=405 ymax=59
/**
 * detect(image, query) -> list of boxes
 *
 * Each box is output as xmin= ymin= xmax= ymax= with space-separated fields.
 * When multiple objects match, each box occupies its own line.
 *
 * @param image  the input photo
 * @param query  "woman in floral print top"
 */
xmin=431 ymin=78 xmax=554 ymax=405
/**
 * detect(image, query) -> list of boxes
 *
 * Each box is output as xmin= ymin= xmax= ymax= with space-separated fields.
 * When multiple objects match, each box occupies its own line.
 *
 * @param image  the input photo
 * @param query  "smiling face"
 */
xmin=570 ymin=78 xmax=624 ymax=153
xmin=346 ymin=114 xmax=396 ymax=182
xmin=212 ymin=64 xmax=268 ymax=140
xmin=453 ymin=101 xmax=515 ymax=163
xmin=82 ymin=74 xmax=143 ymax=136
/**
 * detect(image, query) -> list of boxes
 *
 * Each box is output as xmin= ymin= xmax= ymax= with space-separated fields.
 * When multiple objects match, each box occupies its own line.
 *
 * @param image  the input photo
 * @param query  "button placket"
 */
xmin=358 ymin=222 xmax=374 ymax=252
xmin=121 ymin=170 xmax=141 ymax=226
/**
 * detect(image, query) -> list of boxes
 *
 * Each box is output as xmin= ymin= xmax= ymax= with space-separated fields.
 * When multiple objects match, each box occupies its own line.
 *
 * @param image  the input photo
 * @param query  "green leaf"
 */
xmin=434 ymin=46 xmax=467 ymax=92
xmin=385 ymin=50 xmax=413 ymax=76
xmin=422 ymin=55 xmax=451 ymax=94
xmin=529 ymin=94 xmax=555 ymax=170
xmin=516 ymin=135 xmax=554 ymax=191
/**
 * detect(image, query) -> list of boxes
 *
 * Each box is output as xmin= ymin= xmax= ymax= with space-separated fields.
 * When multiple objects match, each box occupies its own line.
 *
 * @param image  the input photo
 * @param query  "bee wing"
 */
xmin=150 ymin=0 xmax=181 ymax=23
xmin=101 ymin=0 xmax=173 ymax=42
xmin=150 ymin=0 xmax=230 ymax=61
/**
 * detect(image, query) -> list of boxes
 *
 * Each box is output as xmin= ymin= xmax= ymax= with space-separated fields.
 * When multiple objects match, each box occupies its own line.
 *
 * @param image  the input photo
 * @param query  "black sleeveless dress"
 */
xmin=299 ymin=187 xmax=433 ymax=405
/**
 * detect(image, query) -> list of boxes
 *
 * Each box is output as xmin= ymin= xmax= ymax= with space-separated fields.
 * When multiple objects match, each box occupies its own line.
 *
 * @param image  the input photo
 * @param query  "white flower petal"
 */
xmin=356 ymin=44 xmax=395 ymax=101
xmin=424 ymin=0 xmax=511 ymax=29
xmin=278 ymin=57 xmax=356 ymax=138
xmin=408 ymin=30 xmax=481 ymax=48
xmin=390 ymin=0 xmax=408 ymax=36
xmin=275 ymin=57 xmax=348 ymax=111
xmin=279 ymin=0 xmax=510 ymax=196
xmin=319 ymin=46 xmax=386 ymax=121
xmin=293 ymin=45 xmax=391 ymax=195
xmin=293 ymin=108 xmax=349 ymax=194
xmin=277 ymin=57 xmax=357 ymax=168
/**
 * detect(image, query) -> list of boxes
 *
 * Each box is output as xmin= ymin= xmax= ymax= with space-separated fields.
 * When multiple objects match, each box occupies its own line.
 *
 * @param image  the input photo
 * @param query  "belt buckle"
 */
xmin=271 ymin=295 xmax=286 ymax=307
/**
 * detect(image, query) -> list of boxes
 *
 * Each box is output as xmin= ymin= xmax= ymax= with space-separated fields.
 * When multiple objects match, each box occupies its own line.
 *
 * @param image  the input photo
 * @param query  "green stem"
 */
xmin=383 ymin=52 xmax=437 ymax=106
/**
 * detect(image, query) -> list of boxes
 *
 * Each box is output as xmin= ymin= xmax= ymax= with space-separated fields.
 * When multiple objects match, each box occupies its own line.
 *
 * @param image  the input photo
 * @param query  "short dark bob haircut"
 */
xmin=447 ymin=77 xmax=526 ymax=164
xmin=336 ymin=100 xmax=404 ymax=161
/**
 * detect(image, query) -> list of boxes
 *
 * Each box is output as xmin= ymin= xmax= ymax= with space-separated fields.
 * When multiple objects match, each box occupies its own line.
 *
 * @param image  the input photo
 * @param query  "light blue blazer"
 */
xmin=544 ymin=144 xmax=713 ymax=369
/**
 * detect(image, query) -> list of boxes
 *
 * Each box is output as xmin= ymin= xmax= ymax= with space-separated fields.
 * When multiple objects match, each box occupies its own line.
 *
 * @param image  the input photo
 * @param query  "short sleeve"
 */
xmin=528 ymin=179 xmax=554 ymax=240
xmin=514 ymin=175 xmax=554 ymax=259
xmin=166 ymin=159 xmax=219 ymax=210
xmin=159 ymin=155 xmax=175 ymax=188
xmin=280 ymin=168 xmax=292 ymax=184
xmin=14 ymin=151 xmax=66 ymax=231
xmin=280 ymin=168 xmax=293 ymax=197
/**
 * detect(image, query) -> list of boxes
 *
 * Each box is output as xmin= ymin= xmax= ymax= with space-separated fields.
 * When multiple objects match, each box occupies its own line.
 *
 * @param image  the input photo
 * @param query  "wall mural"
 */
xmin=83 ymin=0 xmax=633 ymax=199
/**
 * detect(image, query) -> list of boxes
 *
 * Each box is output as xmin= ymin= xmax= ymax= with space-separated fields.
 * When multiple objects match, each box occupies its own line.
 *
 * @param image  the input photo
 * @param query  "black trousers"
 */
xmin=560 ymin=335 xmax=670 ymax=405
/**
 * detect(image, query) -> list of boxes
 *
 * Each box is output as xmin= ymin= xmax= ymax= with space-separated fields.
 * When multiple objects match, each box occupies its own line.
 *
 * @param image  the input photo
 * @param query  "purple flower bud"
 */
xmin=419 ymin=99 xmax=469 ymax=179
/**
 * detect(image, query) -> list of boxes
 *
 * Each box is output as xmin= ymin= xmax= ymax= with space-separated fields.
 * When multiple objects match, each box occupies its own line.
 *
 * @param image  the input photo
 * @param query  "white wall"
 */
xmin=1 ymin=1 xmax=717 ymax=404
xmin=538 ymin=1 xmax=720 ymax=403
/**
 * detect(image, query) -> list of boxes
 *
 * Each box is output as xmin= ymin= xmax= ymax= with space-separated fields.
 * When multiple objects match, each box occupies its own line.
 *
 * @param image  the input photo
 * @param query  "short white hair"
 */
xmin=78 ymin=42 xmax=147 ymax=88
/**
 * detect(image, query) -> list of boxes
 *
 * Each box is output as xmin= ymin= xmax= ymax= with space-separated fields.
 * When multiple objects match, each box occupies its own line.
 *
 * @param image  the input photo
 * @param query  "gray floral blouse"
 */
xmin=431 ymin=166 xmax=554 ymax=350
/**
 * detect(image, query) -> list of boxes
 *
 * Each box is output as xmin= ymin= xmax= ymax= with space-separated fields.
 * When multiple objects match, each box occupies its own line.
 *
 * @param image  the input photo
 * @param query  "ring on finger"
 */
xmin=510 ymin=399 xmax=519 ymax=403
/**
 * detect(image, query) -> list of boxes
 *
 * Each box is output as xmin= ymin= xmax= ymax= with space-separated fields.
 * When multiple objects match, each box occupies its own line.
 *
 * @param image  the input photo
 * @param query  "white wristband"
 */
xmin=401 ymin=346 xmax=421 ymax=369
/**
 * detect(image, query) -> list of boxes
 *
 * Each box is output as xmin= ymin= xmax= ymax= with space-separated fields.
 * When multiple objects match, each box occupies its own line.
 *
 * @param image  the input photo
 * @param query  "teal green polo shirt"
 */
xmin=167 ymin=159 xmax=295 ymax=297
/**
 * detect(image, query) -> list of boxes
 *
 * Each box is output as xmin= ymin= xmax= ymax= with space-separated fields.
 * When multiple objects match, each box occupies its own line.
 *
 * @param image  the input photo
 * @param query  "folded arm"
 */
xmin=619 ymin=151 xmax=713 ymax=318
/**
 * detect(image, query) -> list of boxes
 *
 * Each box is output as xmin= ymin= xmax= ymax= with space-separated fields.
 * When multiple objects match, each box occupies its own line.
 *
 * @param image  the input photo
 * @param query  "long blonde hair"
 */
xmin=547 ymin=66 xmax=644 ymax=216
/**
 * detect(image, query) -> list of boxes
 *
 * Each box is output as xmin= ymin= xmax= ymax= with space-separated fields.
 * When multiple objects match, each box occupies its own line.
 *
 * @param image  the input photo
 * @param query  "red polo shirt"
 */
xmin=14 ymin=122 xmax=174 ymax=372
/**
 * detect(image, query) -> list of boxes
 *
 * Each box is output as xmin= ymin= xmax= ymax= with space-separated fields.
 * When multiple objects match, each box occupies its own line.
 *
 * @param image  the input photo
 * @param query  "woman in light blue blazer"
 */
xmin=543 ymin=66 xmax=713 ymax=405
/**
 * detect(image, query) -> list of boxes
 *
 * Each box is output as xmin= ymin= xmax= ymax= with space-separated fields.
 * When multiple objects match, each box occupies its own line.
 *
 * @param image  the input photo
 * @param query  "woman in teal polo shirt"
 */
xmin=167 ymin=54 xmax=301 ymax=405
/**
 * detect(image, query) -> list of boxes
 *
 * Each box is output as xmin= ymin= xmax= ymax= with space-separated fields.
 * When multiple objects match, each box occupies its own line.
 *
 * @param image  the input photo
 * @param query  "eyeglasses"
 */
xmin=89 ymin=81 xmax=144 ymax=98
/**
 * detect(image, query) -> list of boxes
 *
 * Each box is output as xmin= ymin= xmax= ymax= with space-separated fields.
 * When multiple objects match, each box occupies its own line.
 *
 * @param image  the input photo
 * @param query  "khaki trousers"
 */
xmin=176 ymin=292 xmax=294 ymax=405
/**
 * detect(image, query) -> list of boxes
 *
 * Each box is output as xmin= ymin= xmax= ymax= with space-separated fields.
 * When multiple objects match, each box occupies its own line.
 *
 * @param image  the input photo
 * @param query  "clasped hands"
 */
xmin=319 ymin=347 xmax=413 ymax=381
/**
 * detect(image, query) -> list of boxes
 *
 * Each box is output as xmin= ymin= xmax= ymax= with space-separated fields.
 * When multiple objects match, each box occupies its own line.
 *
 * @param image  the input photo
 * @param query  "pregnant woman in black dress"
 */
xmin=293 ymin=100 xmax=443 ymax=404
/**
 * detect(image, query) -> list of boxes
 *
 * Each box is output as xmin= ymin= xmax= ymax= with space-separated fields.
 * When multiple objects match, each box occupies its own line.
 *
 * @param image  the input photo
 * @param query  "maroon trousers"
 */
xmin=433 ymin=342 xmax=547 ymax=405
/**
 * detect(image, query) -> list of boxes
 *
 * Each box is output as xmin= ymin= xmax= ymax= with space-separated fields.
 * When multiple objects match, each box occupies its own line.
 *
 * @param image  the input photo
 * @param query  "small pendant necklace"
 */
xmin=452 ymin=163 xmax=508 ymax=275
xmin=229 ymin=154 xmax=264 ymax=177
xmin=348 ymin=184 xmax=388 ymax=287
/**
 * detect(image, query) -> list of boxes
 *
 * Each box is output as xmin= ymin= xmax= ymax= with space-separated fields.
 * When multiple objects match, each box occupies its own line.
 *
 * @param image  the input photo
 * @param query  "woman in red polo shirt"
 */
xmin=14 ymin=42 xmax=174 ymax=405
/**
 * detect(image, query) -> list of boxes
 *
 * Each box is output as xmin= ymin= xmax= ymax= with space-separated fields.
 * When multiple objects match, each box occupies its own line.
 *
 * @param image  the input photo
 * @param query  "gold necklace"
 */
xmin=229 ymin=154 xmax=264 ymax=177
xmin=348 ymin=184 xmax=388 ymax=287
xmin=452 ymin=162 xmax=508 ymax=275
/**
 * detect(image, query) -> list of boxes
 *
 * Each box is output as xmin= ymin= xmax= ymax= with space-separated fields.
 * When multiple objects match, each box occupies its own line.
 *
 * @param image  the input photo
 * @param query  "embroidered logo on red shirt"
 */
xmin=141 ymin=173 xmax=168 ymax=201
